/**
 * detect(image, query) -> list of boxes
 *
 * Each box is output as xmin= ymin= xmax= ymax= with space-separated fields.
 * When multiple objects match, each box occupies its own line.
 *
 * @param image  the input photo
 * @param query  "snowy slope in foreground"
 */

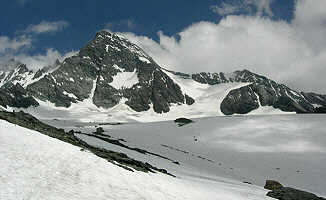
xmin=0 ymin=119 xmax=272 ymax=200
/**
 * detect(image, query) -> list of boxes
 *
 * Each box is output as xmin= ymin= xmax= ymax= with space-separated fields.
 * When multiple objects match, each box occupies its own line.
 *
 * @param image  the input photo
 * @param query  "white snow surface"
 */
xmin=139 ymin=56 xmax=151 ymax=64
xmin=109 ymin=68 xmax=139 ymax=89
xmin=0 ymin=119 xmax=272 ymax=200
xmin=63 ymin=114 xmax=326 ymax=198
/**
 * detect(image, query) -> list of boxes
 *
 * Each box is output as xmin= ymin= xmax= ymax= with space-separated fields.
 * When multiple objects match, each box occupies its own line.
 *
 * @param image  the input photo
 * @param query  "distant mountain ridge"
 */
xmin=0 ymin=30 xmax=325 ymax=119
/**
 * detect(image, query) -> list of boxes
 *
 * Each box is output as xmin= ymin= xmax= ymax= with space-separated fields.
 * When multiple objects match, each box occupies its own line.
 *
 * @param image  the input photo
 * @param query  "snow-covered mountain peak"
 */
xmin=1 ymin=31 xmax=326 ymax=121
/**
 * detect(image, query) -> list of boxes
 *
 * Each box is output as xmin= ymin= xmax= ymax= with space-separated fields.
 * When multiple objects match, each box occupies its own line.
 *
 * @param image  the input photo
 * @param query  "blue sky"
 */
xmin=1 ymin=0 xmax=326 ymax=93
xmin=0 ymin=0 xmax=295 ymax=55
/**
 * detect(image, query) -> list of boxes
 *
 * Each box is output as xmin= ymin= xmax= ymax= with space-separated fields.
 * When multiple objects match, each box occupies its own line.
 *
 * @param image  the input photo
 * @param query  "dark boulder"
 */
xmin=267 ymin=187 xmax=326 ymax=200
xmin=174 ymin=118 xmax=193 ymax=127
xmin=94 ymin=127 xmax=105 ymax=134
xmin=264 ymin=180 xmax=284 ymax=190
xmin=185 ymin=94 xmax=195 ymax=105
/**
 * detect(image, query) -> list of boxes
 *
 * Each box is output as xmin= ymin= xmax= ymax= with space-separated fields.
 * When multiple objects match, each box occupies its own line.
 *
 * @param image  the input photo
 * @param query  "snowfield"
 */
xmin=44 ymin=114 xmax=326 ymax=198
xmin=0 ymin=119 xmax=273 ymax=200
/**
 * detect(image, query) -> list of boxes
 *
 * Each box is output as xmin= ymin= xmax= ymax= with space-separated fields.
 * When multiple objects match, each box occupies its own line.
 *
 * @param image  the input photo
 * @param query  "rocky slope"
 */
xmin=217 ymin=70 xmax=318 ymax=114
xmin=25 ymin=31 xmax=193 ymax=113
xmin=168 ymin=69 xmax=326 ymax=114
xmin=0 ymin=30 xmax=325 ymax=116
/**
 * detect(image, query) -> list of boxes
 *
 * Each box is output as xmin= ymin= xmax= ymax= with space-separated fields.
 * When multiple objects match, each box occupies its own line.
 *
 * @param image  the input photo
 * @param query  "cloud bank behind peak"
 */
xmin=121 ymin=0 xmax=326 ymax=94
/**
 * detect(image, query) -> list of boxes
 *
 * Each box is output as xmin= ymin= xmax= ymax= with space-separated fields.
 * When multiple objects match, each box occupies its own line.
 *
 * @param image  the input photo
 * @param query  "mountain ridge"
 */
xmin=0 ymin=30 xmax=325 ymax=120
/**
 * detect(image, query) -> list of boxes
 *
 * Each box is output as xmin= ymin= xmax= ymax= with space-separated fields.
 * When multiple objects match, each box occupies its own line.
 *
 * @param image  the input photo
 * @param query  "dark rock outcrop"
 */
xmin=0 ymin=83 xmax=38 ymax=108
xmin=267 ymin=187 xmax=326 ymax=200
xmin=220 ymin=84 xmax=260 ymax=115
xmin=264 ymin=180 xmax=284 ymax=190
xmin=191 ymin=72 xmax=229 ymax=85
xmin=220 ymin=70 xmax=316 ymax=115
xmin=314 ymin=106 xmax=326 ymax=113
xmin=174 ymin=117 xmax=194 ymax=127
xmin=185 ymin=94 xmax=195 ymax=105
xmin=26 ymin=31 xmax=193 ymax=113
xmin=264 ymin=180 xmax=325 ymax=200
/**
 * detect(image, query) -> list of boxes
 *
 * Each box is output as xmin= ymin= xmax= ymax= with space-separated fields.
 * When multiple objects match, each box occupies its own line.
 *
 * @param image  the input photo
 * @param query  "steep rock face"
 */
xmin=0 ymin=62 xmax=41 ymax=108
xmin=0 ymin=82 xmax=39 ymax=108
xmin=220 ymin=70 xmax=316 ymax=114
xmin=0 ymin=63 xmax=33 ymax=88
xmin=301 ymin=92 xmax=326 ymax=107
xmin=26 ymin=31 xmax=193 ymax=113
xmin=189 ymin=69 xmax=267 ymax=85
xmin=27 ymin=55 xmax=96 ymax=107
xmin=220 ymin=84 xmax=260 ymax=115
xmin=191 ymin=72 xmax=229 ymax=85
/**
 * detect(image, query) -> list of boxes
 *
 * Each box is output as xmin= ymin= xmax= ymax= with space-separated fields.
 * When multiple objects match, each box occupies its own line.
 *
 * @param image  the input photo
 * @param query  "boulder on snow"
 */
xmin=265 ymin=180 xmax=325 ymax=200
xmin=264 ymin=180 xmax=284 ymax=190
xmin=267 ymin=187 xmax=326 ymax=200
xmin=174 ymin=118 xmax=193 ymax=127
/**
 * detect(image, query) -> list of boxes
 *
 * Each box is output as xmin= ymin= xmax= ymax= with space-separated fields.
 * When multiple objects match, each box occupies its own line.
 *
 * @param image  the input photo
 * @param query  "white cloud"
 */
xmin=0 ymin=20 xmax=74 ymax=71
xmin=25 ymin=20 xmax=69 ymax=34
xmin=12 ymin=49 xmax=77 ymax=71
xmin=247 ymin=0 xmax=273 ymax=17
xmin=210 ymin=0 xmax=274 ymax=17
xmin=121 ymin=0 xmax=326 ymax=93
xmin=0 ymin=36 xmax=32 ymax=53
xmin=210 ymin=3 xmax=240 ymax=16
xmin=0 ymin=49 xmax=77 ymax=71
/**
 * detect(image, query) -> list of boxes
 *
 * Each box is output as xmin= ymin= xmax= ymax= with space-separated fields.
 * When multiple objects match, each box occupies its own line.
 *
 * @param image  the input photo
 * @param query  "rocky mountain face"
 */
xmin=0 ymin=62 xmax=39 ymax=108
xmin=169 ymin=69 xmax=326 ymax=114
xmin=0 ymin=31 xmax=325 ymax=115
xmin=25 ymin=31 xmax=193 ymax=113
xmin=217 ymin=70 xmax=318 ymax=114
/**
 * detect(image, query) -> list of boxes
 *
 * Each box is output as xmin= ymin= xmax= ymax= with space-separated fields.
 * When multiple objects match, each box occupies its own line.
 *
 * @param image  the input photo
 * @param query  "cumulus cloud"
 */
xmin=0 ymin=36 xmax=32 ymax=54
xmin=249 ymin=0 xmax=273 ymax=17
xmin=0 ymin=20 xmax=74 ymax=71
xmin=121 ymin=0 xmax=326 ymax=93
xmin=25 ymin=20 xmax=69 ymax=34
xmin=210 ymin=0 xmax=273 ymax=17
xmin=210 ymin=3 xmax=240 ymax=16
xmin=13 ymin=49 xmax=77 ymax=71
xmin=0 ymin=49 xmax=77 ymax=71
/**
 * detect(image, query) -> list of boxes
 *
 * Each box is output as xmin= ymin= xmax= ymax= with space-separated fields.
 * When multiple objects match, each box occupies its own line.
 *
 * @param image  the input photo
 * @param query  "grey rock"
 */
xmin=219 ymin=70 xmax=317 ymax=115
xmin=264 ymin=180 xmax=284 ymax=190
xmin=0 ymin=83 xmax=38 ymax=108
xmin=174 ymin=118 xmax=194 ymax=127
xmin=267 ymin=187 xmax=326 ymax=200
xmin=185 ymin=94 xmax=195 ymax=105
xmin=26 ymin=31 xmax=191 ymax=113
xmin=221 ymin=84 xmax=259 ymax=115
